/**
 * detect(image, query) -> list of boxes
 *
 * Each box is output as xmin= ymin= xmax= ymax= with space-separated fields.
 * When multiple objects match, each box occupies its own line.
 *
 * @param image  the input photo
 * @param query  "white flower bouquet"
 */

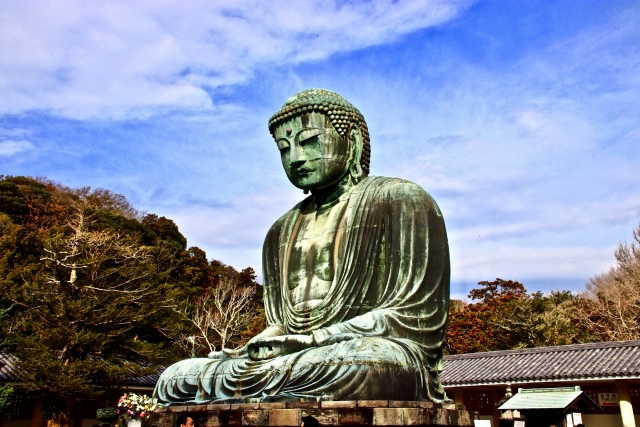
xmin=116 ymin=393 xmax=157 ymax=421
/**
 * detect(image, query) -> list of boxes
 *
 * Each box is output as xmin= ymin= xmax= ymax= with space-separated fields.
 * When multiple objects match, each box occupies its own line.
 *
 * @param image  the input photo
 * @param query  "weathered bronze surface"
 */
xmin=154 ymin=89 xmax=451 ymax=404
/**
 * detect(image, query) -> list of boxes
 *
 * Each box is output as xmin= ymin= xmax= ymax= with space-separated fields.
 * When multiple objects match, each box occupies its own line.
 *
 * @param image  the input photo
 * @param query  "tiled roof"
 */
xmin=0 ymin=352 xmax=161 ymax=388
xmin=0 ymin=352 xmax=17 ymax=382
xmin=121 ymin=367 xmax=163 ymax=387
xmin=441 ymin=340 xmax=640 ymax=386
xmin=498 ymin=387 xmax=599 ymax=411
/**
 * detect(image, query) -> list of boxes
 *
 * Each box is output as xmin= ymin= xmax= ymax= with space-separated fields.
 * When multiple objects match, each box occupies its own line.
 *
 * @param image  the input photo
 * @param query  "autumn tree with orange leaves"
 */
xmin=445 ymin=279 xmax=597 ymax=354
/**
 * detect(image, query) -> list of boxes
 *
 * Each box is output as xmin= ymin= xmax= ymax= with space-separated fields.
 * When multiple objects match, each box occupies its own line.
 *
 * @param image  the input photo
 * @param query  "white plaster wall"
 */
xmin=582 ymin=413 xmax=640 ymax=427
xmin=476 ymin=415 xmax=494 ymax=425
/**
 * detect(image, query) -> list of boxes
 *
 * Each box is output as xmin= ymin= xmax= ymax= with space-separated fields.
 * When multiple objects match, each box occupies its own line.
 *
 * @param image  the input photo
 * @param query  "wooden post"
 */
xmin=453 ymin=388 xmax=464 ymax=406
xmin=31 ymin=397 xmax=45 ymax=427
xmin=616 ymin=379 xmax=636 ymax=427
xmin=492 ymin=388 xmax=502 ymax=427
xmin=71 ymin=399 xmax=83 ymax=427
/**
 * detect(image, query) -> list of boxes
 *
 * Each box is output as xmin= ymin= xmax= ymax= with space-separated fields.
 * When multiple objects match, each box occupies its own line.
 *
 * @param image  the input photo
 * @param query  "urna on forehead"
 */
xmin=268 ymin=88 xmax=371 ymax=176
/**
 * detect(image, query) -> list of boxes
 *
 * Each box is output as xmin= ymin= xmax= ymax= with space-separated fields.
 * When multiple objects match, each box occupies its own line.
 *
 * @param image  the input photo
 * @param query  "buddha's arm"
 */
xmin=246 ymin=311 xmax=394 ymax=361
xmin=310 ymin=311 xmax=396 ymax=345
xmin=208 ymin=324 xmax=285 ymax=359
xmin=250 ymin=324 xmax=286 ymax=340
xmin=247 ymin=332 xmax=363 ymax=361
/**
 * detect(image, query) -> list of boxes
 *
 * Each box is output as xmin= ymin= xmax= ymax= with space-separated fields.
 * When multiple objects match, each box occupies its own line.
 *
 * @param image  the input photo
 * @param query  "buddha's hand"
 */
xmin=247 ymin=334 xmax=315 ymax=361
xmin=324 ymin=332 xmax=363 ymax=345
xmin=208 ymin=347 xmax=249 ymax=360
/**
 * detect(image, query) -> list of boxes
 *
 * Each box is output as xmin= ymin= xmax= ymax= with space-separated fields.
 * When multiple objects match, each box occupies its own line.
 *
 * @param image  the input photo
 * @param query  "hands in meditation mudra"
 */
xmin=154 ymin=89 xmax=451 ymax=404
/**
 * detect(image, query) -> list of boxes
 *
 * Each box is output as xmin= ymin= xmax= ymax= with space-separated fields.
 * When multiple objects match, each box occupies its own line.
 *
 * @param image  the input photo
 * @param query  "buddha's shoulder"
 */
xmin=266 ymin=176 xmax=439 ymax=236
xmin=358 ymin=175 xmax=436 ymax=203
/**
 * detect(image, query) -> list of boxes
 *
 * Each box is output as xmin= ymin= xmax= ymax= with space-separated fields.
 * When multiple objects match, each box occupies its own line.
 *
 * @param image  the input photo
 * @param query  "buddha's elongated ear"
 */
xmin=348 ymin=125 xmax=364 ymax=183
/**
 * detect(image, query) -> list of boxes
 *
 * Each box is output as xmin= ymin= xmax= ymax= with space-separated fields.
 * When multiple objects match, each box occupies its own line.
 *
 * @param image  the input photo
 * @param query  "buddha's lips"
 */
xmin=294 ymin=167 xmax=314 ymax=176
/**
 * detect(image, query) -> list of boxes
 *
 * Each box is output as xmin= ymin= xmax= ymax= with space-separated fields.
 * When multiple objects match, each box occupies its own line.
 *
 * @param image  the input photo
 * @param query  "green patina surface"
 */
xmin=154 ymin=89 xmax=451 ymax=404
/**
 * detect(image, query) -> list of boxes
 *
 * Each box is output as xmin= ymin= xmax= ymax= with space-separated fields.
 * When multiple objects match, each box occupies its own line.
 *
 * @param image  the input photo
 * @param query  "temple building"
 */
xmin=442 ymin=340 xmax=640 ymax=427
xmin=0 ymin=353 xmax=158 ymax=427
xmin=2 ymin=340 xmax=639 ymax=427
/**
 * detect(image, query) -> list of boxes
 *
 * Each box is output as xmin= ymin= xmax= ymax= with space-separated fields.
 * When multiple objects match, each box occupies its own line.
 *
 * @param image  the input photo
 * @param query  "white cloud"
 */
xmin=0 ymin=128 xmax=33 ymax=138
xmin=350 ymin=5 xmax=640 ymax=289
xmin=0 ymin=140 xmax=34 ymax=156
xmin=166 ymin=188 xmax=303 ymax=276
xmin=0 ymin=0 xmax=475 ymax=119
xmin=170 ymin=191 xmax=295 ymax=249
xmin=2 ymin=0 xmax=637 ymax=296
xmin=93 ymin=4 xmax=640 ymax=286
xmin=450 ymin=245 xmax=615 ymax=284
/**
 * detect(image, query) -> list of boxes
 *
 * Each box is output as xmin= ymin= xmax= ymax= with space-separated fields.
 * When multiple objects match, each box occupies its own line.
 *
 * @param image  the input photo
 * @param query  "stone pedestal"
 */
xmin=150 ymin=401 xmax=477 ymax=427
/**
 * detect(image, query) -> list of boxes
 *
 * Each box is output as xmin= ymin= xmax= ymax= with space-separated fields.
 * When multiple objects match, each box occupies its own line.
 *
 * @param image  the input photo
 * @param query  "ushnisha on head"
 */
xmin=269 ymin=89 xmax=371 ymax=192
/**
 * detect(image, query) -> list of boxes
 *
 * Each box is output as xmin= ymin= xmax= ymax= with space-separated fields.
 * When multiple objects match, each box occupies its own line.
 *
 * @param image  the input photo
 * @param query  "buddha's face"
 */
xmin=274 ymin=111 xmax=351 ymax=191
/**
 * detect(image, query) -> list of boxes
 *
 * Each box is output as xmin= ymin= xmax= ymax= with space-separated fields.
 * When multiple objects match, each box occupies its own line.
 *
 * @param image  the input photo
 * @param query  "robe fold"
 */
xmin=154 ymin=176 xmax=450 ymax=404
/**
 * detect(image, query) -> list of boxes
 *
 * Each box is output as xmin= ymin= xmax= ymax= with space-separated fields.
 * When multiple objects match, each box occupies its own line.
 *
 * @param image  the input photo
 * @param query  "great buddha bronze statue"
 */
xmin=154 ymin=89 xmax=451 ymax=404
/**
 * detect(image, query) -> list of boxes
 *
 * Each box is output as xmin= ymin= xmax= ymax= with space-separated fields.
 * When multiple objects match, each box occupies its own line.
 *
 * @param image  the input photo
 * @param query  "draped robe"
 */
xmin=154 ymin=176 xmax=450 ymax=404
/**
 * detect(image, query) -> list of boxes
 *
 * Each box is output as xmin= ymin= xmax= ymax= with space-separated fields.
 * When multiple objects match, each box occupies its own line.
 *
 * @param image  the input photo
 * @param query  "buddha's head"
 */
xmin=268 ymin=89 xmax=370 ymax=192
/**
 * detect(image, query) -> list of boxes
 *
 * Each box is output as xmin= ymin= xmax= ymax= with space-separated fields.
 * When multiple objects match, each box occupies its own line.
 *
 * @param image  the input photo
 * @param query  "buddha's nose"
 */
xmin=289 ymin=143 xmax=306 ymax=166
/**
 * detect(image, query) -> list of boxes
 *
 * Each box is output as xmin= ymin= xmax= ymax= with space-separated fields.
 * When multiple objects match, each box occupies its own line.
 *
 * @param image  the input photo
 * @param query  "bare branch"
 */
xmin=173 ymin=277 xmax=257 ymax=352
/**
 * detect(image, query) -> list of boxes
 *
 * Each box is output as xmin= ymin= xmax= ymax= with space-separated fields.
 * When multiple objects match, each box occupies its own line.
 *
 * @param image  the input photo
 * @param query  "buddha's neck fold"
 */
xmin=310 ymin=174 xmax=352 ymax=209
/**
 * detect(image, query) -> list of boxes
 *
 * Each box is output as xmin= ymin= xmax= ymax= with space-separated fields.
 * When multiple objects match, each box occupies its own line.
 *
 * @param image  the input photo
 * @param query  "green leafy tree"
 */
xmin=491 ymin=290 xmax=597 ymax=348
xmin=0 ymin=176 xmax=265 ymax=420
xmin=0 ymin=384 xmax=14 ymax=412
xmin=0 ymin=180 xmax=178 ymax=407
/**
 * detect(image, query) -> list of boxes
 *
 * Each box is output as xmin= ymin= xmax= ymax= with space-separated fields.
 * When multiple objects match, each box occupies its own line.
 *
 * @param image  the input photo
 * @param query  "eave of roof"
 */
xmin=499 ymin=390 xmax=583 ymax=410
xmin=441 ymin=340 xmax=640 ymax=387
xmin=498 ymin=387 xmax=602 ymax=413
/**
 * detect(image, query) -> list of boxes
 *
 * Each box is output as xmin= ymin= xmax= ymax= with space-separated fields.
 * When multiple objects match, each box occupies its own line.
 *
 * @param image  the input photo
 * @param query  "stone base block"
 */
xmin=149 ymin=401 xmax=477 ymax=427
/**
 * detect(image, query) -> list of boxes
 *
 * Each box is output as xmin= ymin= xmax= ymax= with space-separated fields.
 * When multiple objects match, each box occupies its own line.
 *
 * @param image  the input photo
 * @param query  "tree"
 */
xmin=176 ymin=277 xmax=254 ymax=353
xmin=579 ymin=222 xmax=640 ymax=341
xmin=2 ymin=202 xmax=173 ymax=398
xmin=0 ymin=177 xmax=187 ymax=416
xmin=0 ymin=384 xmax=14 ymax=412
xmin=491 ymin=290 xmax=596 ymax=348
xmin=445 ymin=279 xmax=528 ymax=354
xmin=445 ymin=279 xmax=596 ymax=354
xmin=173 ymin=264 xmax=264 ymax=356
xmin=0 ymin=175 xmax=267 ymax=418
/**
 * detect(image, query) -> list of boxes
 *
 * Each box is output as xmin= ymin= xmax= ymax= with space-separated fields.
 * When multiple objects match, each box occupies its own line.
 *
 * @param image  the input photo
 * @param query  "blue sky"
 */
xmin=1 ymin=0 xmax=639 ymax=299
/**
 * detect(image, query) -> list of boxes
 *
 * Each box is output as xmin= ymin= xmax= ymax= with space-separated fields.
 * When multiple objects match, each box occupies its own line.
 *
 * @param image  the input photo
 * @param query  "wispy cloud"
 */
xmin=0 ymin=140 xmax=34 ymax=156
xmin=166 ymin=188 xmax=303 ymax=273
xmin=1 ymin=1 xmax=637 ymax=295
xmin=0 ymin=0 xmax=475 ymax=119
xmin=451 ymin=246 xmax=614 ymax=283
xmin=344 ymin=3 xmax=640 ymax=287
